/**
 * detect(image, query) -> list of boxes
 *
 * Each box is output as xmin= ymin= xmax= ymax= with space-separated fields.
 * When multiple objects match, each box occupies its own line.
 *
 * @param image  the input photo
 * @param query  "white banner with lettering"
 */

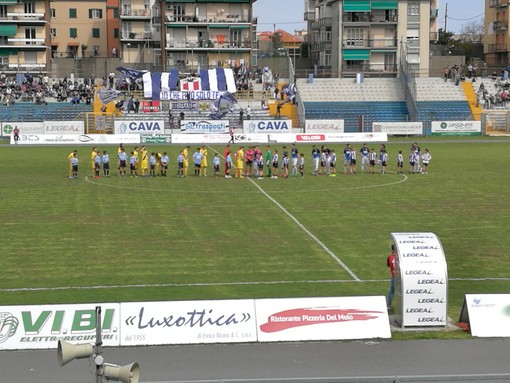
xmin=431 ymin=121 xmax=482 ymax=136
xmin=373 ymin=122 xmax=423 ymax=135
xmin=243 ymin=119 xmax=293 ymax=134
xmin=269 ymin=132 xmax=388 ymax=144
xmin=2 ymin=122 xmax=43 ymax=136
xmin=391 ymin=232 xmax=448 ymax=327
xmin=305 ymin=119 xmax=344 ymax=133
xmin=180 ymin=120 xmax=229 ymax=134
xmin=0 ymin=304 xmax=121 ymax=350
xmin=120 ymin=300 xmax=258 ymax=346
xmin=461 ymin=294 xmax=510 ymax=337
xmin=114 ymin=120 xmax=165 ymax=135
xmin=255 ymin=296 xmax=390 ymax=342
xmin=11 ymin=134 xmax=141 ymax=145
xmin=43 ymin=121 xmax=84 ymax=134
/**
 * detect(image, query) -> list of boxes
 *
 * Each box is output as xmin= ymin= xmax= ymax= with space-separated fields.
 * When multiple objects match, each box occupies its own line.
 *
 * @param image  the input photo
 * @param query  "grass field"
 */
xmin=1 ymin=137 xmax=509 ymax=337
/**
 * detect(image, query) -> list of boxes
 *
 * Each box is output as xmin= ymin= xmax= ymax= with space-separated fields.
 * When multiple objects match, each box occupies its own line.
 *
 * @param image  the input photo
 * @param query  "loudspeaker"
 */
xmin=103 ymin=362 xmax=140 ymax=383
xmin=57 ymin=340 xmax=94 ymax=366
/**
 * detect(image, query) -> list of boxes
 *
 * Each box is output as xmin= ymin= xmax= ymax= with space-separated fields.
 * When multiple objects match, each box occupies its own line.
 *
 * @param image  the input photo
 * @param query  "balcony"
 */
xmin=342 ymin=62 xmax=397 ymax=74
xmin=494 ymin=21 xmax=508 ymax=31
xmin=5 ymin=13 xmax=46 ymax=23
xmin=166 ymin=39 xmax=252 ymax=50
xmin=165 ymin=13 xmax=250 ymax=24
xmin=489 ymin=0 xmax=509 ymax=7
xmin=430 ymin=9 xmax=438 ymax=18
xmin=343 ymin=13 xmax=397 ymax=24
xmin=304 ymin=11 xmax=315 ymax=21
xmin=311 ymin=41 xmax=332 ymax=51
xmin=311 ymin=17 xmax=332 ymax=30
xmin=487 ymin=43 xmax=508 ymax=53
xmin=343 ymin=38 xmax=397 ymax=49
xmin=7 ymin=38 xmax=46 ymax=47
xmin=121 ymin=9 xmax=151 ymax=18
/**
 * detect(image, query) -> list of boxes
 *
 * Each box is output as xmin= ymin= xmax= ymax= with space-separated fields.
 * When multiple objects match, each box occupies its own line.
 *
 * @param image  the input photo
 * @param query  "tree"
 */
xmin=459 ymin=19 xmax=484 ymax=43
xmin=437 ymin=28 xmax=455 ymax=45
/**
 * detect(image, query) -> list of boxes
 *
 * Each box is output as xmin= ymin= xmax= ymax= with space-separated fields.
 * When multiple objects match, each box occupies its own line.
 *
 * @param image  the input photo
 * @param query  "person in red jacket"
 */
xmin=387 ymin=244 xmax=396 ymax=310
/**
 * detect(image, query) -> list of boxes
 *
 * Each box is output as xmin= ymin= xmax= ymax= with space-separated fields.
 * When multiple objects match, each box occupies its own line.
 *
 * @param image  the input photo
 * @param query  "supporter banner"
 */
xmin=161 ymin=90 xmax=222 ymax=101
xmin=391 ymin=233 xmax=448 ymax=327
xmin=244 ymin=119 xmax=292 ymax=134
xmin=43 ymin=121 xmax=84 ymax=134
xmin=269 ymin=132 xmax=388 ymax=144
xmin=305 ymin=119 xmax=344 ymax=133
xmin=140 ymin=134 xmax=172 ymax=144
xmin=170 ymin=101 xmax=199 ymax=111
xmin=460 ymin=294 xmax=510 ymax=337
xmin=141 ymin=100 xmax=161 ymax=113
xmin=180 ymin=120 xmax=229 ymax=134
xmin=431 ymin=121 xmax=482 ymax=136
xmin=373 ymin=122 xmax=423 ymax=135
xmin=12 ymin=134 xmax=141 ymax=145
xmin=2 ymin=122 xmax=43 ymax=136
xmin=114 ymin=120 xmax=165 ymax=134
xmin=120 ymin=300 xmax=257 ymax=346
xmin=0 ymin=304 xmax=121 ymax=350
xmin=255 ymin=297 xmax=390 ymax=342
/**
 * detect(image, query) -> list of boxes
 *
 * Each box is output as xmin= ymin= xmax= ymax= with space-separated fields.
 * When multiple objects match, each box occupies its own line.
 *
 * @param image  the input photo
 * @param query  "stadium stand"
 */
xmin=0 ymin=102 xmax=92 ymax=122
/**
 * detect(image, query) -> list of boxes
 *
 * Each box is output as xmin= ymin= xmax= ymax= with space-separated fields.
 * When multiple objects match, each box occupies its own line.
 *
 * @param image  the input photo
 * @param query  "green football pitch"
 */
xmin=1 ymin=137 xmax=509 ymax=329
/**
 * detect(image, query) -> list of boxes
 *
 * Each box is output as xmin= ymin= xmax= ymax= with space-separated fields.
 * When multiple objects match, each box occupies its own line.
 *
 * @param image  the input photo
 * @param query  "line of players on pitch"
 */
xmin=67 ymin=142 xmax=431 ymax=179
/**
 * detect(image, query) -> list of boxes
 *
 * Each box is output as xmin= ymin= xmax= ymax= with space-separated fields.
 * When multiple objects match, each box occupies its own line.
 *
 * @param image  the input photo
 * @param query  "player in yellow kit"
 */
xmin=140 ymin=145 xmax=148 ymax=177
xmin=182 ymin=145 xmax=190 ymax=177
xmin=200 ymin=145 xmax=208 ymax=176
xmin=90 ymin=147 xmax=98 ymax=175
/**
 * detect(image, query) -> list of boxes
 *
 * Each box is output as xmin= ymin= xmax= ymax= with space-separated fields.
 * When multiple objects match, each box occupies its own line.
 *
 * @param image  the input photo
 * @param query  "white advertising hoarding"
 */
xmin=391 ymin=232 xmax=448 ymax=327
xmin=120 ymin=300 xmax=258 ymax=346
xmin=431 ymin=121 xmax=482 ymax=136
xmin=11 ymin=134 xmax=141 ymax=145
xmin=180 ymin=120 xmax=229 ymax=134
xmin=243 ymin=119 xmax=292 ymax=134
xmin=305 ymin=119 xmax=344 ymax=133
xmin=255 ymin=297 xmax=391 ymax=342
xmin=114 ymin=120 xmax=165 ymax=135
xmin=2 ymin=122 xmax=43 ymax=136
xmin=43 ymin=121 xmax=84 ymax=134
xmin=461 ymin=294 xmax=510 ymax=337
xmin=269 ymin=132 xmax=388 ymax=144
xmin=373 ymin=122 xmax=423 ymax=135
xmin=0 ymin=304 xmax=121 ymax=350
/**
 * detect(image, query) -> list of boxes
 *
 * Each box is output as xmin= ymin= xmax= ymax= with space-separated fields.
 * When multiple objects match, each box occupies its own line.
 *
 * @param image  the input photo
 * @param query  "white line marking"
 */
xmin=2 ymin=277 xmax=508 ymax=293
xmin=247 ymin=177 xmax=362 ymax=281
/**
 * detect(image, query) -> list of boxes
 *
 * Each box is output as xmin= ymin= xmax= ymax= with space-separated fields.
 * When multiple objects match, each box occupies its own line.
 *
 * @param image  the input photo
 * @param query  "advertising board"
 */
xmin=11 ymin=134 xmax=141 ymax=145
xmin=2 ymin=122 xmax=43 ymax=136
xmin=460 ymin=294 xmax=510 ymax=337
xmin=243 ymin=119 xmax=292 ymax=134
xmin=255 ymin=297 xmax=390 ymax=342
xmin=43 ymin=121 xmax=84 ymax=134
xmin=305 ymin=119 xmax=344 ymax=133
xmin=391 ymin=232 xmax=448 ymax=327
xmin=114 ymin=120 xmax=165 ymax=134
xmin=373 ymin=122 xmax=423 ymax=135
xmin=180 ymin=120 xmax=229 ymax=134
xmin=431 ymin=121 xmax=481 ymax=136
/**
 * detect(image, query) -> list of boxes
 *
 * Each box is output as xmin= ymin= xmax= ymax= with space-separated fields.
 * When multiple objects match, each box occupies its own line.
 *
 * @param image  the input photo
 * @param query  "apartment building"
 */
xmin=159 ymin=0 xmax=257 ymax=71
xmin=304 ymin=0 xmax=439 ymax=78
xmin=0 ymin=0 xmax=50 ymax=73
xmin=484 ymin=0 xmax=509 ymax=66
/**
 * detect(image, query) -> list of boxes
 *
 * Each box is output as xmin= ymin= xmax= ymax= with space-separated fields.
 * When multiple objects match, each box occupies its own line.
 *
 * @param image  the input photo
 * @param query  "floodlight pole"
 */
xmin=95 ymin=306 xmax=103 ymax=383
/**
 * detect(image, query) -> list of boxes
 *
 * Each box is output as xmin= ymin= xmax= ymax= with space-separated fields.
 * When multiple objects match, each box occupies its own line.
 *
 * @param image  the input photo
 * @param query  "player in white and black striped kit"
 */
xmin=397 ymin=150 xmax=404 ymax=174
xmin=349 ymin=146 xmax=357 ymax=175
xmin=369 ymin=148 xmax=377 ymax=174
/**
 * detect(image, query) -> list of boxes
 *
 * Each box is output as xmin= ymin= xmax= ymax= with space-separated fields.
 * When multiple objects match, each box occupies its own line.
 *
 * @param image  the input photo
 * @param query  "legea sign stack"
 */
xmin=391 ymin=232 xmax=448 ymax=327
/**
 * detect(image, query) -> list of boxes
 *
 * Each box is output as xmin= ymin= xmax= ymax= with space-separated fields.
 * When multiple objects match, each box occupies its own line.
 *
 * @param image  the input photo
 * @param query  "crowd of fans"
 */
xmin=0 ymin=73 xmax=94 ymax=106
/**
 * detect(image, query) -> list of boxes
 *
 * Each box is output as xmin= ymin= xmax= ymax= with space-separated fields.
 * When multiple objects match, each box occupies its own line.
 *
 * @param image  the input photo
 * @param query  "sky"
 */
xmin=252 ymin=0 xmax=485 ymax=34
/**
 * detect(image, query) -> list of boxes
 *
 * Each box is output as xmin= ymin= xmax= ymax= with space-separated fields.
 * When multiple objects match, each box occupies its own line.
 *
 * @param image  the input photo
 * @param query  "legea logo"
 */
xmin=0 ymin=312 xmax=19 ymax=344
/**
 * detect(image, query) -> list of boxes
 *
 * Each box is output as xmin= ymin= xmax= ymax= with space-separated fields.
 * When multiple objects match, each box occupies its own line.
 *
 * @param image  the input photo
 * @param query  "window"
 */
xmin=25 ymin=27 xmax=36 ymax=45
xmin=113 ymin=28 xmax=119 ymax=38
xmin=50 ymin=28 xmax=56 ymax=38
xmin=70 ymin=28 xmax=77 ymax=38
xmin=345 ymin=28 xmax=364 ymax=47
xmin=408 ymin=3 xmax=419 ymax=16
xmin=69 ymin=8 xmax=77 ymax=18
xmin=89 ymin=9 xmax=103 ymax=19
xmin=92 ymin=28 xmax=100 ymax=38
xmin=113 ymin=8 xmax=119 ymax=18
xmin=50 ymin=8 xmax=56 ymax=18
